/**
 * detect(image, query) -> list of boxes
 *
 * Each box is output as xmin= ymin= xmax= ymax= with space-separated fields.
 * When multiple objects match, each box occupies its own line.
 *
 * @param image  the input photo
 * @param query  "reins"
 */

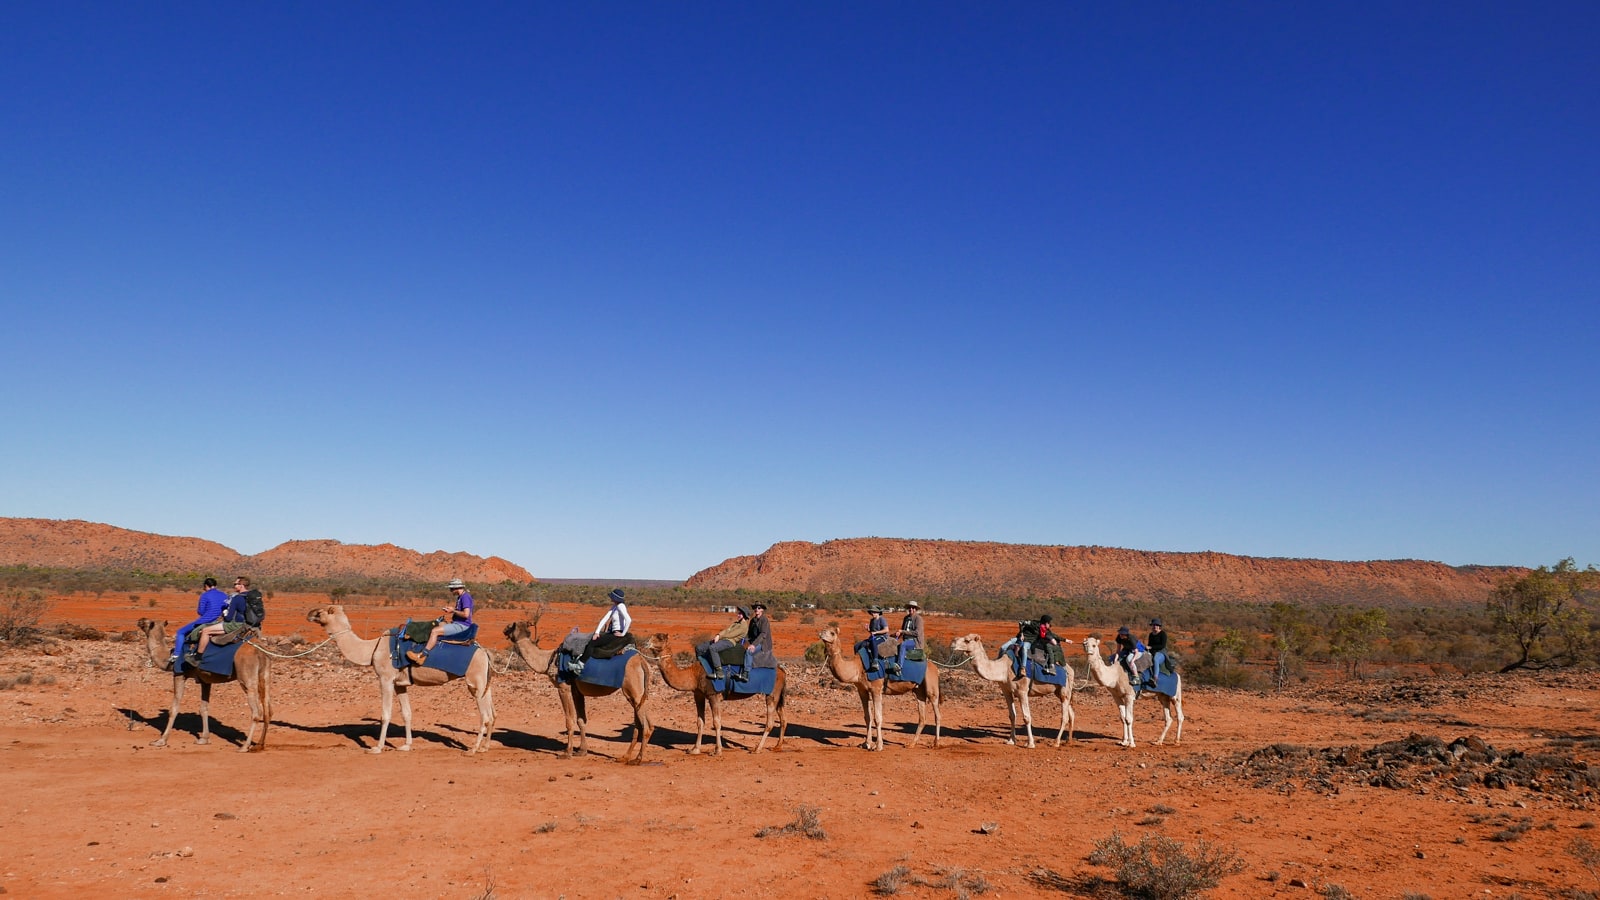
xmin=245 ymin=629 xmax=351 ymax=660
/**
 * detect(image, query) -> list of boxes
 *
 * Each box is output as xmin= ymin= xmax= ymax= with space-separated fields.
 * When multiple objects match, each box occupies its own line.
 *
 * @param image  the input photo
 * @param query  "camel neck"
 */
xmin=654 ymin=644 xmax=700 ymax=691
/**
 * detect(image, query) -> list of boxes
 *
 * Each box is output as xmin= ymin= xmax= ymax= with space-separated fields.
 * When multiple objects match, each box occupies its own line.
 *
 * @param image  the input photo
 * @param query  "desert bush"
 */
xmin=0 ymin=590 xmax=50 ymax=642
xmin=1087 ymin=831 xmax=1244 ymax=899
xmin=873 ymin=865 xmax=911 ymax=895
xmin=804 ymin=641 xmax=827 ymax=663
xmin=756 ymin=804 xmax=826 ymax=840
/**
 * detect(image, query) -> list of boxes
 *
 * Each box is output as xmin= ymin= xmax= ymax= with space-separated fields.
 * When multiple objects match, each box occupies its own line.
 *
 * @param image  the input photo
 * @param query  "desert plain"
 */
xmin=1 ymin=592 xmax=1598 ymax=899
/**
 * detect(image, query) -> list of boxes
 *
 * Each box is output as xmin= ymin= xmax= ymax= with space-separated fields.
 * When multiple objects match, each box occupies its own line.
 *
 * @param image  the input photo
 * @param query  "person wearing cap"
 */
xmin=1113 ymin=625 xmax=1146 ymax=684
xmin=170 ymin=577 xmax=229 ymax=670
xmin=1034 ymin=613 xmax=1062 ymax=675
xmin=1146 ymin=619 xmax=1169 ymax=687
xmin=697 ymin=606 xmax=750 ymax=680
xmin=888 ymin=600 xmax=925 ymax=675
xmin=737 ymin=602 xmax=771 ymax=681
xmin=194 ymin=575 xmax=263 ymax=659
xmin=582 ymin=588 xmax=633 ymax=662
xmin=865 ymin=605 xmax=891 ymax=673
xmin=407 ymin=579 xmax=475 ymax=665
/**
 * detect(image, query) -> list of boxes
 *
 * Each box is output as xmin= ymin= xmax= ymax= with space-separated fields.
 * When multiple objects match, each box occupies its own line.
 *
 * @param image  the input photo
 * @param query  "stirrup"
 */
xmin=405 ymin=649 xmax=429 ymax=665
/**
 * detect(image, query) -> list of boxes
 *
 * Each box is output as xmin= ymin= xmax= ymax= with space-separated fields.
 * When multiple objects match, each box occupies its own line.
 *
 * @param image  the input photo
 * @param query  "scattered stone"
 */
xmin=977 ymin=822 xmax=1000 ymax=835
xmin=213 ymin=813 xmax=236 ymax=820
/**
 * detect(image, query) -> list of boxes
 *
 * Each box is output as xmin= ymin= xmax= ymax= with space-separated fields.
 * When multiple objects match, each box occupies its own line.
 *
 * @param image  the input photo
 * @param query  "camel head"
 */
xmin=504 ymin=621 xmax=534 ymax=644
xmin=817 ymin=626 xmax=839 ymax=645
xmin=652 ymin=632 xmax=673 ymax=651
xmin=306 ymin=605 xmax=348 ymax=629
xmin=950 ymin=634 xmax=984 ymax=655
xmin=135 ymin=618 xmax=164 ymax=636
xmin=1081 ymin=636 xmax=1101 ymax=658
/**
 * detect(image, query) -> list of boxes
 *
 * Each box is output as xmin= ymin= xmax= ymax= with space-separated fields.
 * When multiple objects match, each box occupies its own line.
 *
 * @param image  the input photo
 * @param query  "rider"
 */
xmin=194 ymin=576 xmax=262 ymax=660
xmin=1034 ymin=613 xmax=1061 ymax=675
xmin=737 ymin=602 xmax=771 ymax=681
xmin=169 ymin=577 xmax=229 ymax=670
xmin=582 ymin=588 xmax=633 ymax=662
xmin=406 ymin=579 xmax=474 ymax=665
xmin=865 ymin=606 xmax=891 ymax=673
xmin=888 ymin=600 xmax=924 ymax=675
xmin=1145 ymin=618 xmax=1169 ymax=687
xmin=1113 ymin=626 xmax=1146 ymax=684
xmin=697 ymin=606 xmax=750 ymax=680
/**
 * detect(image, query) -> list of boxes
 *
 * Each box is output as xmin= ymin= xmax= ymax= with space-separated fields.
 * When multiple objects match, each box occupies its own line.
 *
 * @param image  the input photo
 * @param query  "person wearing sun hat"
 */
xmin=406 ymin=579 xmax=474 ymax=665
xmin=582 ymin=588 xmax=633 ymax=663
xmin=865 ymin=605 xmax=891 ymax=673
xmin=888 ymin=600 xmax=924 ymax=675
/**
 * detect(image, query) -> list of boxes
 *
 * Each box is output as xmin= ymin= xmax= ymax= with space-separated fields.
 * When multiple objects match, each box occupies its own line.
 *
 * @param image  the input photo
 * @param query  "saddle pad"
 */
xmin=715 ymin=644 xmax=745 ymax=666
xmin=392 ymin=635 xmax=477 ymax=677
xmin=887 ymin=658 xmax=927 ymax=685
xmin=575 ymin=647 xmax=635 ymax=688
xmin=1024 ymin=658 xmax=1068 ymax=687
xmin=1141 ymin=652 xmax=1179 ymax=697
xmin=856 ymin=646 xmax=885 ymax=682
xmin=698 ymin=658 xmax=778 ymax=696
xmin=193 ymin=640 xmax=245 ymax=676
xmin=402 ymin=620 xmax=434 ymax=642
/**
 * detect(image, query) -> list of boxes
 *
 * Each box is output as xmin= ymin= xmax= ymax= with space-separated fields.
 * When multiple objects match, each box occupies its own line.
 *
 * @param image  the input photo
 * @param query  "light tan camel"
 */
xmin=817 ymin=625 xmax=940 ymax=751
xmin=648 ymin=632 xmax=787 ymax=755
xmin=1081 ymin=635 xmax=1184 ymax=747
xmin=503 ymin=622 xmax=654 ymax=764
xmin=305 ymin=605 xmax=494 ymax=754
xmin=950 ymin=634 xmax=1074 ymax=748
xmin=137 ymin=618 xmax=270 ymax=751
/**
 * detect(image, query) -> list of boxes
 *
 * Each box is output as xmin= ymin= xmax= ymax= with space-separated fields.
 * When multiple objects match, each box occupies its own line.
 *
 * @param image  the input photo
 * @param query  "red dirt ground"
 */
xmin=2 ymin=592 xmax=1598 ymax=898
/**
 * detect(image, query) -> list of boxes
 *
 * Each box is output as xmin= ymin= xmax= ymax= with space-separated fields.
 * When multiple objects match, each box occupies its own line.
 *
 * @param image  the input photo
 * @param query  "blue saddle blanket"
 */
xmin=697 ymin=657 xmax=778 ymax=695
xmin=1020 ymin=653 xmax=1068 ymax=687
xmin=1139 ymin=652 xmax=1179 ymax=697
xmin=179 ymin=640 xmax=245 ymax=676
xmin=560 ymin=647 xmax=636 ymax=688
xmin=389 ymin=631 xmax=478 ymax=677
xmin=855 ymin=646 xmax=927 ymax=685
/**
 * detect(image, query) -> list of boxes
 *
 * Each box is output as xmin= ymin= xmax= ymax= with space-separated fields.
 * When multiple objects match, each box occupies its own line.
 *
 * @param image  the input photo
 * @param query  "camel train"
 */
xmin=137 ymin=605 xmax=1182 ymax=756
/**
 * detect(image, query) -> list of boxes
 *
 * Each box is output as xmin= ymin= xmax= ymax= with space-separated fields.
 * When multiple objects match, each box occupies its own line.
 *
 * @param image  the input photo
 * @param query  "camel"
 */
xmin=647 ymin=632 xmax=787 ymax=755
xmin=503 ymin=622 xmax=654 ymax=764
xmin=1081 ymin=635 xmax=1184 ymax=747
xmin=817 ymin=625 xmax=940 ymax=751
xmin=305 ymin=605 xmax=494 ymax=754
xmin=136 ymin=618 xmax=270 ymax=751
xmin=950 ymin=634 xmax=1074 ymax=748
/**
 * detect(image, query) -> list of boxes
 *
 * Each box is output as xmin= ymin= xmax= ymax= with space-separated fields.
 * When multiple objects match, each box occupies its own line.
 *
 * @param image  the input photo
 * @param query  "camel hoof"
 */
xmin=150 ymin=739 xmax=168 ymax=748
xmin=625 ymin=758 xmax=643 ymax=766
xmin=397 ymin=745 xmax=412 ymax=752
xmin=195 ymin=738 xmax=210 ymax=746
xmin=367 ymin=746 xmax=384 ymax=754
xmin=688 ymin=748 xmax=702 ymax=756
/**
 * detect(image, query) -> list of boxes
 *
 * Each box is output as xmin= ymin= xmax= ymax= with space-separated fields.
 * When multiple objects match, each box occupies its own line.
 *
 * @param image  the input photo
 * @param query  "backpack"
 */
xmin=1017 ymin=620 xmax=1041 ymax=642
xmin=242 ymin=590 xmax=266 ymax=627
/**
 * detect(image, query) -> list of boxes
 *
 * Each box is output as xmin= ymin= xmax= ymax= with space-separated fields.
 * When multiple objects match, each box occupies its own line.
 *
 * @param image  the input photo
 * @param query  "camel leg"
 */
xmin=1155 ymin=696 xmax=1184 ymax=746
xmin=1121 ymin=700 xmax=1136 ymax=748
xmin=753 ymin=695 xmax=774 ymax=754
xmin=394 ymin=687 xmax=415 ymax=751
xmin=238 ymin=673 xmax=262 ymax=753
xmin=773 ymin=686 xmax=788 ymax=751
xmin=930 ymin=695 xmax=942 ymax=748
xmin=369 ymin=679 xmax=393 ymax=753
xmin=571 ymin=691 xmax=589 ymax=757
xmin=1004 ymin=691 xmax=1019 ymax=746
xmin=632 ymin=704 xmax=652 ymax=765
xmin=855 ymin=689 xmax=874 ymax=750
xmin=469 ymin=682 xmax=494 ymax=754
xmin=909 ymin=696 xmax=927 ymax=748
xmin=153 ymin=676 xmax=185 ymax=747
xmin=196 ymin=682 xmax=213 ymax=745
xmin=1020 ymin=691 xmax=1036 ymax=749
xmin=708 ymin=693 xmax=723 ymax=756
xmin=1054 ymin=689 xmax=1072 ymax=747
xmin=690 ymin=694 xmax=707 ymax=755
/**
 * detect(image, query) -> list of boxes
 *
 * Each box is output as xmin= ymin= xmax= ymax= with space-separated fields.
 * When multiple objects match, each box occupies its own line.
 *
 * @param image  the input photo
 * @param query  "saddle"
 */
xmin=207 ymin=626 xmax=256 ymax=647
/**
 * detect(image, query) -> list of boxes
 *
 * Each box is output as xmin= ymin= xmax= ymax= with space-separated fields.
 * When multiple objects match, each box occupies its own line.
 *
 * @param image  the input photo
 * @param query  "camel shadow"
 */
xmin=271 ymin=718 xmax=391 ymax=750
xmin=116 ymin=707 xmax=249 ymax=747
xmin=490 ymin=727 xmax=568 ymax=755
xmin=782 ymin=721 xmax=857 ymax=747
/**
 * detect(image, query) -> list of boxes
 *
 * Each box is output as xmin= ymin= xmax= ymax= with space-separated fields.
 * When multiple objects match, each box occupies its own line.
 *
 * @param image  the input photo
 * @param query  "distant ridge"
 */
xmin=685 ymin=538 xmax=1527 ymax=606
xmin=0 ymin=518 xmax=534 ymax=584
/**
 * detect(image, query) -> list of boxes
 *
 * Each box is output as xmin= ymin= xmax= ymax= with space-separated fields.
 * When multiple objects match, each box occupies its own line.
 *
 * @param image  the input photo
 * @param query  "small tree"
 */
xmin=1328 ymin=607 xmax=1388 ymax=679
xmin=0 ymin=590 xmax=51 ymax=642
xmin=1487 ymin=558 xmax=1598 ymax=672
xmin=1268 ymin=602 xmax=1315 ymax=690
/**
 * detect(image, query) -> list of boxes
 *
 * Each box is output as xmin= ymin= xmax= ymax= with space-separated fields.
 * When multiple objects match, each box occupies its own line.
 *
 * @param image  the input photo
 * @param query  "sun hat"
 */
xmin=736 ymin=605 xmax=752 ymax=618
xmin=867 ymin=605 xmax=883 ymax=614
xmin=751 ymin=602 xmax=767 ymax=610
xmin=448 ymin=579 xmax=466 ymax=590
xmin=1117 ymin=625 xmax=1131 ymax=636
xmin=1150 ymin=618 xmax=1163 ymax=627
xmin=907 ymin=600 xmax=919 ymax=608
xmin=609 ymin=588 xmax=626 ymax=604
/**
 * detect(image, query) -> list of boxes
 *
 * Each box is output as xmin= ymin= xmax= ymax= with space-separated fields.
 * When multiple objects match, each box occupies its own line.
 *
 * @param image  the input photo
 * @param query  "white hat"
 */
xmin=448 ymin=579 xmax=466 ymax=590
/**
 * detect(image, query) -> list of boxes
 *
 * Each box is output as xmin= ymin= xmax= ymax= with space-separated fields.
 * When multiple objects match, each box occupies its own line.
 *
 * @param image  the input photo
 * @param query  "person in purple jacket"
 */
xmin=169 ymin=577 xmax=228 ymax=670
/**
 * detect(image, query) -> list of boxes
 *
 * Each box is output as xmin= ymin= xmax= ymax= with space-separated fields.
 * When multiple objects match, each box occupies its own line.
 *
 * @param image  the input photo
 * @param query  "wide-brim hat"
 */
xmin=1149 ymin=618 xmax=1163 ymax=627
xmin=750 ymin=602 xmax=767 ymax=610
xmin=447 ymin=579 xmax=466 ymax=590
xmin=609 ymin=588 xmax=626 ymax=604
xmin=736 ymin=605 xmax=752 ymax=618
xmin=1117 ymin=626 xmax=1131 ymax=636
xmin=867 ymin=605 xmax=883 ymax=614
xmin=906 ymin=600 xmax=919 ymax=608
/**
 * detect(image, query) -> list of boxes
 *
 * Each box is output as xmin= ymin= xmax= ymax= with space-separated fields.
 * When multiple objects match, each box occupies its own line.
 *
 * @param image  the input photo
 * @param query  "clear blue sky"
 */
xmin=2 ymin=3 xmax=1595 ymax=579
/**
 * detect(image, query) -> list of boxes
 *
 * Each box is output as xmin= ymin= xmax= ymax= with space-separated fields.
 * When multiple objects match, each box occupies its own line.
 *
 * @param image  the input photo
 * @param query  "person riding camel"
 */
xmin=697 ymin=606 xmax=750 ymax=680
xmin=888 ymin=600 xmax=924 ymax=675
xmin=738 ymin=602 xmax=771 ymax=682
xmin=1113 ymin=626 xmax=1146 ymax=684
xmin=407 ymin=579 xmax=474 ymax=665
xmin=865 ymin=606 xmax=891 ymax=673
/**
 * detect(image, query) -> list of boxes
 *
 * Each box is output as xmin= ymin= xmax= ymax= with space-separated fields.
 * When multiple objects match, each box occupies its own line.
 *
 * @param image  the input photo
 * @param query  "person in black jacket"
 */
xmin=194 ymin=576 xmax=262 ymax=660
xmin=736 ymin=602 xmax=771 ymax=681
